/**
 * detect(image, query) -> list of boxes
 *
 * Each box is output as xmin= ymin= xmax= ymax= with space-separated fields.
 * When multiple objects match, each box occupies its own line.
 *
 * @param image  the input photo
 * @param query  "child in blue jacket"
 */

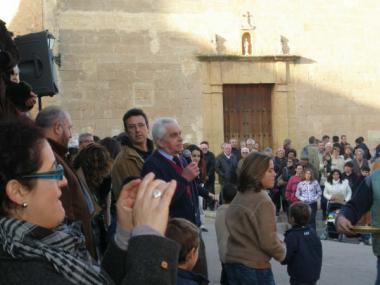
xmin=282 ymin=202 xmax=323 ymax=285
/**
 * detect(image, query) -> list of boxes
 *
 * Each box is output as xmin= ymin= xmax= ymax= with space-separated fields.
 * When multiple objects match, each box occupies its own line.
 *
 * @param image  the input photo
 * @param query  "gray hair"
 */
xmin=35 ymin=106 xmax=69 ymax=129
xmin=283 ymin=138 xmax=291 ymax=146
xmin=264 ymin=147 xmax=273 ymax=154
xmin=151 ymin=117 xmax=178 ymax=143
xmin=78 ymin=133 xmax=94 ymax=144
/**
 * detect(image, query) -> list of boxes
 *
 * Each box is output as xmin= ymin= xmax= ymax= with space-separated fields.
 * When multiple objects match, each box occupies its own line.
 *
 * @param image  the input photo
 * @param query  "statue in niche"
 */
xmin=244 ymin=38 xmax=249 ymax=55
xmin=281 ymin=35 xmax=290 ymax=54
xmin=242 ymin=32 xmax=252 ymax=56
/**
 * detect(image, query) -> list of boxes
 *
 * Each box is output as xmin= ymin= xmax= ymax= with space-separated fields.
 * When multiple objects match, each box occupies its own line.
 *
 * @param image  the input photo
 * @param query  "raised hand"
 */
xmin=133 ymin=173 xmax=177 ymax=235
xmin=116 ymin=178 xmax=141 ymax=231
xmin=181 ymin=162 xmax=199 ymax=182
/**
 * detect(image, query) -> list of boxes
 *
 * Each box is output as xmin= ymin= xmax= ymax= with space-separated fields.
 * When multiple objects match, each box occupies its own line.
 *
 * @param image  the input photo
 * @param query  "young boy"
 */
xmin=166 ymin=218 xmax=209 ymax=285
xmin=282 ymin=202 xmax=322 ymax=285
xmin=214 ymin=183 xmax=237 ymax=285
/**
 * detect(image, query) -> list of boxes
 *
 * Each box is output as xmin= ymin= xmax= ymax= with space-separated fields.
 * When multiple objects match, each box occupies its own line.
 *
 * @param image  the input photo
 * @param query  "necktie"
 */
xmin=173 ymin=156 xmax=192 ymax=198
xmin=173 ymin=156 xmax=182 ymax=168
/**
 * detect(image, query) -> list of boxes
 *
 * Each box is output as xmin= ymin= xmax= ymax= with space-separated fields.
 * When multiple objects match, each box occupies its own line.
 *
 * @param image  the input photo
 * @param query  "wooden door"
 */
xmin=223 ymin=84 xmax=273 ymax=149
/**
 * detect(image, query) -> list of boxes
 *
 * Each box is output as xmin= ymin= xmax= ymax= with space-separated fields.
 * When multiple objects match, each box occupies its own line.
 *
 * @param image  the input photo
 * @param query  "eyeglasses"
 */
xmin=21 ymin=164 xmax=65 ymax=181
xmin=126 ymin=123 xmax=146 ymax=130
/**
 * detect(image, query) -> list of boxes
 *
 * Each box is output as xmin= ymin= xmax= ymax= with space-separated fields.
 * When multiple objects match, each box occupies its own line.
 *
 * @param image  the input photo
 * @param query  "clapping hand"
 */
xmin=116 ymin=179 xmax=141 ymax=231
xmin=116 ymin=173 xmax=177 ymax=235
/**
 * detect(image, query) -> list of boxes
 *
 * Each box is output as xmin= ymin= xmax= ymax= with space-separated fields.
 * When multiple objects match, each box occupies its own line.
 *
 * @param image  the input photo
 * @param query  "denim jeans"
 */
xmin=221 ymin=263 xmax=229 ymax=285
xmin=225 ymin=263 xmax=276 ymax=285
xmin=308 ymin=202 xmax=318 ymax=231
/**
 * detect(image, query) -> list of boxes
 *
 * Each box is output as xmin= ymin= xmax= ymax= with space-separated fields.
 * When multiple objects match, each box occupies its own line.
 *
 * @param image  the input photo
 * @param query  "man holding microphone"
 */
xmin=142 ymin=117 xmax=208 ymax=282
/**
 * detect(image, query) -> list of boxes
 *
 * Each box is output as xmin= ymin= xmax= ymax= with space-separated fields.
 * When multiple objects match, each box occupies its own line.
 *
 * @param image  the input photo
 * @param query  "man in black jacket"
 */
xmin=342 ymin=161 xmax=359 ymax=194
xmin=215 ymin=143 xmax=238 ymax=204
xmin=200 ymin=141 xmax=216 ymax=210
xmin=229 ymin=137 xmax=241 ymax=161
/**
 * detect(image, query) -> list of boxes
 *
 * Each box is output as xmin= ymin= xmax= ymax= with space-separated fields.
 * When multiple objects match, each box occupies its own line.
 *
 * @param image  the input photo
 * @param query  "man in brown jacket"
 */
xmin=35 ymin=106 xmax=97 ymax=259
xmin=111 ymin=108 xmax=154 ymax=199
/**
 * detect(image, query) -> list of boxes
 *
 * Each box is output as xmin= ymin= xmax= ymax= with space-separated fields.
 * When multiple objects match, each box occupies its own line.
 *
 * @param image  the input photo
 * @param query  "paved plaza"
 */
xmin=203 ymin=212 xmax=377 ymax=285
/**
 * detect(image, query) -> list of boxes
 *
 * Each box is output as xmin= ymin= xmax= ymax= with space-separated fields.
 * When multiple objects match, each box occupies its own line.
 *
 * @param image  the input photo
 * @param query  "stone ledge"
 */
xmin=196 ymin=54 xmax=303 ymax=63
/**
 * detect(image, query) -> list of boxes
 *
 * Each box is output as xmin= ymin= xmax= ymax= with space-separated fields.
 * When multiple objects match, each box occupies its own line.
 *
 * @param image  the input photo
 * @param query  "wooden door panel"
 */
xmin=223 ymin=84 xmax=273 ymax=148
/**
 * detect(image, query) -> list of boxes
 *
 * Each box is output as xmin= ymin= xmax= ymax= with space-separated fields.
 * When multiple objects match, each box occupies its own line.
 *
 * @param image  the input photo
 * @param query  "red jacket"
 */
xmin=285 ymin=175 xmax=302 ymax=203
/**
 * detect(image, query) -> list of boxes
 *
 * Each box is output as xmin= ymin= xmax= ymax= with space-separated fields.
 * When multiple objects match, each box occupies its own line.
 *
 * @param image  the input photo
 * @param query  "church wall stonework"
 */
xmin=2 ymin=1 xmax=380 ymax=151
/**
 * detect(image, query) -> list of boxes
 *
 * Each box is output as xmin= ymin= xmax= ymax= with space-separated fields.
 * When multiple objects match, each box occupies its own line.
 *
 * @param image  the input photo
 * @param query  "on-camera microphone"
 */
xmin=182 ymin=149 xmax=192 ymax=164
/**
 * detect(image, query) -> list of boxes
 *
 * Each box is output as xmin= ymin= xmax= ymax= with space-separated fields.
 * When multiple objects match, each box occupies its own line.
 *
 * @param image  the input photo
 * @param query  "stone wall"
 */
xmin=2 ymin=0 xmax=380 ymax=152
xmin=0 ymin=0 xmax=43 ymax=34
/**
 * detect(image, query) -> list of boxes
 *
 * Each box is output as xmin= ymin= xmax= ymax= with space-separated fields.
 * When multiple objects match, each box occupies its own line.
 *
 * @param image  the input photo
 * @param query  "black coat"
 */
xmin=203 ymin=151 xmax=216 ymax=185
xmin=215 ymin=154 xmax=238 ymax=186
xmin=342 ymin=172 xmax=359 ymax=193
xmin=231 ymin=148 xmax=241 ymax=161
xmin=0 ymin=235 xmax=179 ymax=285
xmin=355 ymin=143 xmax=372 ymax=160
xmin=282 ymin=225 xmax=322 ymax=283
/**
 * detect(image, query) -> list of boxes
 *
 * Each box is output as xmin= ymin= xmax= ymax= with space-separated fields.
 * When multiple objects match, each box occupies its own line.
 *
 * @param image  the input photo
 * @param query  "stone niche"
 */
xmin=240 ymin=11 xmax=255 ymax=56
xmin=241 ymin=31 xmax=253 ymax=56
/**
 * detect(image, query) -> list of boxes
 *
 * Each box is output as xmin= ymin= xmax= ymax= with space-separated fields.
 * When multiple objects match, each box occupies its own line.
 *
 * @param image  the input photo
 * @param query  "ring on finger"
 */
xmin=152 ymin=188 xmax=162 ymax=199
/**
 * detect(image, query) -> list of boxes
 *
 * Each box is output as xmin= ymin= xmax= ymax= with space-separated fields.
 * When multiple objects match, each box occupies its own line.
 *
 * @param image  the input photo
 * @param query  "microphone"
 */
xmin=182 ymin=149 xmax=192 ymax=164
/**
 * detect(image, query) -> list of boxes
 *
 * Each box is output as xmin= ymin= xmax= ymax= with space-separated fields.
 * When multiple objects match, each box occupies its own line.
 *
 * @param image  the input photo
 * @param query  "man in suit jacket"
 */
xmin=141 ymin=117 xmax=208 ymax=281
xmin=142 ymin=117 xmax=201 ymax=225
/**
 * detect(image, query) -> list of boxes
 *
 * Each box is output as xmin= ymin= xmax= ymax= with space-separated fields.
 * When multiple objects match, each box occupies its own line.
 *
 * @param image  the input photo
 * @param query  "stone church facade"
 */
xmin=2 ymin=0 xmax=380 ymax=152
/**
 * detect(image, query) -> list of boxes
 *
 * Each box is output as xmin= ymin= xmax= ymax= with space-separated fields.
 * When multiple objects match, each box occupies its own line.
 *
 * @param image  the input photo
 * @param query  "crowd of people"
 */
xmin=1 ymin=19 xmax=380 ymax=285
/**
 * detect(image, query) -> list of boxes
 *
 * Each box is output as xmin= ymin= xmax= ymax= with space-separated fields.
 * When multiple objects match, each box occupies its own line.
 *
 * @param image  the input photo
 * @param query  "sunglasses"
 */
xmin=21 ymin=164 xmax=65 ymax=181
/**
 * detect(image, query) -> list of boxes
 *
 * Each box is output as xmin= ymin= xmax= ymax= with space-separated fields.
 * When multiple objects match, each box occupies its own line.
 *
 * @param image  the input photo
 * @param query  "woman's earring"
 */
xmin=21 ymin=202 xmax=28 ymax=208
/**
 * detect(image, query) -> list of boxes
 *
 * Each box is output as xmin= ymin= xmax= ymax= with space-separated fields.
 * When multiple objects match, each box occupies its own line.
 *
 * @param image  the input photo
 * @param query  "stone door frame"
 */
xmin=197 ymin=55 xmax=302 ymax=152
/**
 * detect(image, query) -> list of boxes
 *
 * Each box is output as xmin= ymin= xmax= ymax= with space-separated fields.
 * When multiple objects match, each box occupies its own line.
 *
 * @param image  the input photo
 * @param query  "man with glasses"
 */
xmin=111 ymin=108 xmax=154 ymax=199
xmin=35 ymin=106 xmax=97 ymax=259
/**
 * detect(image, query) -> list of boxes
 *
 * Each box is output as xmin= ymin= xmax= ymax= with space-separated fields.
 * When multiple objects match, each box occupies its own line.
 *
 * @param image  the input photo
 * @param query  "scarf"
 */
xmin=0 ymin=217 xmax=110 ymax=285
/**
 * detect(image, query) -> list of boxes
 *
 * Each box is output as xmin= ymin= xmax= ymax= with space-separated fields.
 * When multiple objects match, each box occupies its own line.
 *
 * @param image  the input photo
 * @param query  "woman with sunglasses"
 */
xmin=0 ymin=118 xmax=179 ymax=285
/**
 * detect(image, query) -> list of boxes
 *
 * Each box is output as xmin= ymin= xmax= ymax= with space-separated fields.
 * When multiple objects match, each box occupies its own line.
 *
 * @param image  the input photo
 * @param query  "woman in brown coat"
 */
xmin=225 ymin=152 xmax=286 ymax=285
